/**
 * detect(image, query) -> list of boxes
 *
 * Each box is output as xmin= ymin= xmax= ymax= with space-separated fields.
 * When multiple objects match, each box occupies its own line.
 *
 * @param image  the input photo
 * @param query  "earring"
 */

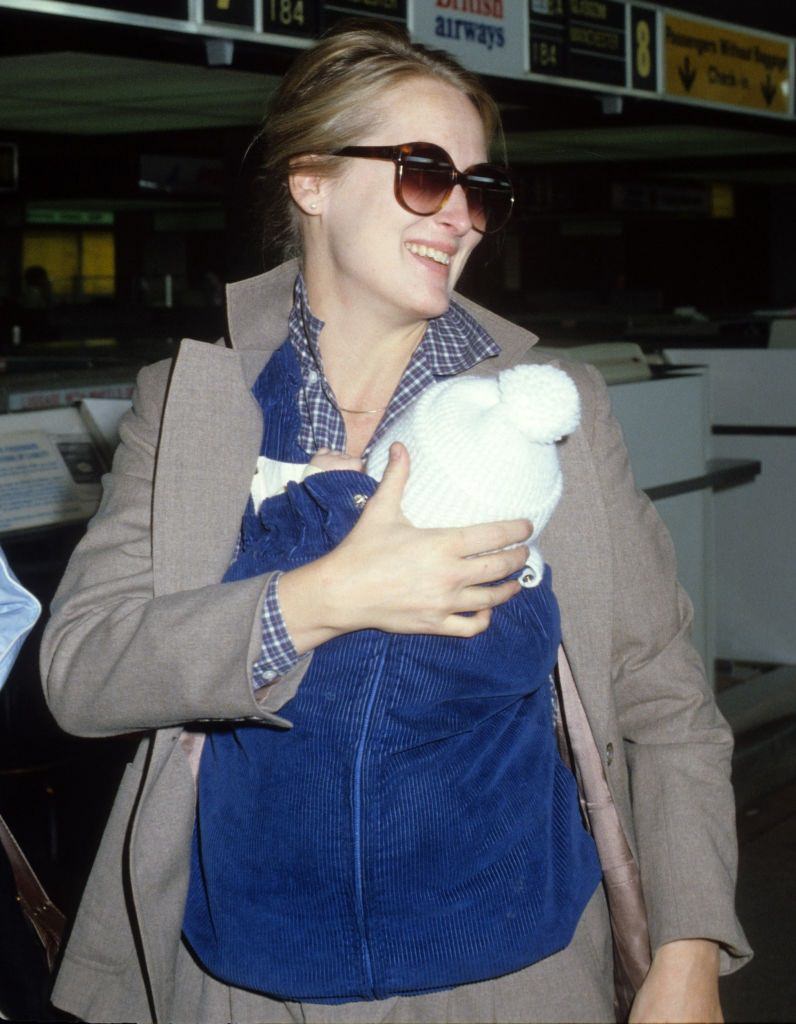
xmin=309 ymin=201 xmax=318 ymax=210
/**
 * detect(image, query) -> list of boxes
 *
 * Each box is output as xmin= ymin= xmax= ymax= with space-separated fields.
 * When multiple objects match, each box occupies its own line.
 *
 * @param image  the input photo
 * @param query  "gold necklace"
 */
xmin=298 ymin=292 xmax=392 ymax=416
xmin=335 ymin=402 xmax=389 ymax=415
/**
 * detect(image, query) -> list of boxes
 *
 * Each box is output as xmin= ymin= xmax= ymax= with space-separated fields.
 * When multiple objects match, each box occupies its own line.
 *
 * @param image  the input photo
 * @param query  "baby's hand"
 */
xmin=308 ymin=448 xmax=365 ymax=474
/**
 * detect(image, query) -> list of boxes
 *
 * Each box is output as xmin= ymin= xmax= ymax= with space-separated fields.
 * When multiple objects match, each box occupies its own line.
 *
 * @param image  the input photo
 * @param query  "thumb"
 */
xmin=369 ymin=442 xmax=410 ymax=516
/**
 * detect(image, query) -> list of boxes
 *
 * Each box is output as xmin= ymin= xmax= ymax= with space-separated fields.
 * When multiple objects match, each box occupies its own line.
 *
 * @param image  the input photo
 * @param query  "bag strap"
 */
xmin=0 ymin=812 xmax=66 ymax=971
xmin=554 ymin=646 xmax=652 ymax=997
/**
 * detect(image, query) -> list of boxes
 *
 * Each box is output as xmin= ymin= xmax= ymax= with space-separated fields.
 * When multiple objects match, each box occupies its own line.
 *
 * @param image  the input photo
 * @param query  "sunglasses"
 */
xmin=332 ymin=141 xmax=514 ymax=235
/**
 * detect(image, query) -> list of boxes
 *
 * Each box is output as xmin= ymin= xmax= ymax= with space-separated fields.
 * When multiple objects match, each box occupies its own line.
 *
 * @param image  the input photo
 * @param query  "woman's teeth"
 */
xmin=405 ymin=243 xmax=451 ymax=266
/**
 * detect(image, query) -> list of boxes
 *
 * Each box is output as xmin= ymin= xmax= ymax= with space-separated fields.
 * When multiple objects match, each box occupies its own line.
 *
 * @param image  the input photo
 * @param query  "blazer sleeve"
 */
xmin=40 ymin=359 xmax=311 ymax=739
xmin=582 ymin=362 xmax=752 ymax=974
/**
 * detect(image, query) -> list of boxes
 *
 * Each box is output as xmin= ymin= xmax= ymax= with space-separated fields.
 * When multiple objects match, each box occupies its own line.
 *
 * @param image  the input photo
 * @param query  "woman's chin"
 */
xmin=406 ymin=282 xmax=453 ymax=321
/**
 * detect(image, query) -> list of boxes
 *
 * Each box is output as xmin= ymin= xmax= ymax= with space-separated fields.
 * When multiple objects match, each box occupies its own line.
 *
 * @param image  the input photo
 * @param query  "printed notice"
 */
xmin=0 ymin=430 xmax=85 ymax=535
xmin=664 ymin=13 xmax=791 ymax=116
xmin=409 ymin=1 xmax=526 ymax=80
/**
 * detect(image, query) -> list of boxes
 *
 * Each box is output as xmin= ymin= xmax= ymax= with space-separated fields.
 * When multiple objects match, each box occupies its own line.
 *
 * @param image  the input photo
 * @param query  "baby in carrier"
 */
xmin=251 ymin=362 xmax=581 ymax=585
xmin=185 ymin=361 xmax=600 ymax=1000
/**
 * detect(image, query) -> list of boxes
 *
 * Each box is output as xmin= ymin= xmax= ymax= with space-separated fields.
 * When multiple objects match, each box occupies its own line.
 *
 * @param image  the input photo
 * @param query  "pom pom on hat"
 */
xmin=497 ymin=364 xmax=580 ymax=444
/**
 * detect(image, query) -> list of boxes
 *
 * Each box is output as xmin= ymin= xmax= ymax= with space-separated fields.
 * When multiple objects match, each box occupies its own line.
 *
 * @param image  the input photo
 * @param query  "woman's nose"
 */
xmin=436 ymin=183 xmax=473 ymax=234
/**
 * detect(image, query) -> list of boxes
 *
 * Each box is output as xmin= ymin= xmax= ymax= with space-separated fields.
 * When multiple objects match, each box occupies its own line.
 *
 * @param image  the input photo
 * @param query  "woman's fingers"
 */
xmin=440 ymin=609 xmax=493 ymax=638
xmin=448 ymin=519 xmax=532 ymax=558
xmin=453 ymin=578 xmax=521 ymax=614
xmin=318 ymin=476 xmax=532 ymax=639
xmin=365 ymin=442 xmax=410 ymax=520
xmin=464 ymin=546 xmax=529 ymax=587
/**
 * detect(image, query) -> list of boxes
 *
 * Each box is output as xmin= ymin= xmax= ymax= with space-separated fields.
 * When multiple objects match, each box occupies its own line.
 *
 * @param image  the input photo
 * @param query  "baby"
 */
xmin=250 ymin=363 xmax=580 ymax=587
xmin=305 ymin=448 xmax=364 ymax=475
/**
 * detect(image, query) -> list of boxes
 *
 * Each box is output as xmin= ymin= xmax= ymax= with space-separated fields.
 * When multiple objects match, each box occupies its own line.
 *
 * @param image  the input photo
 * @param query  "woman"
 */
xmin=41 ymin=22 xmax=749 ymax=1024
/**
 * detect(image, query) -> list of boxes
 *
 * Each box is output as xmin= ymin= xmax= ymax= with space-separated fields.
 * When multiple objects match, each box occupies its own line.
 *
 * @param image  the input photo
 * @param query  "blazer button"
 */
xmin=352 ymin=493 xmax=369 ymax=511
xmin=605 ymin=742 xmax=614 ymax=766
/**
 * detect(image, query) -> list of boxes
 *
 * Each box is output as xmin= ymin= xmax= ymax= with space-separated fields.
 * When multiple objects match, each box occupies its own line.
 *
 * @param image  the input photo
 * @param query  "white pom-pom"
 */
xmin=497 ymin=365 xmax=580 ymax=444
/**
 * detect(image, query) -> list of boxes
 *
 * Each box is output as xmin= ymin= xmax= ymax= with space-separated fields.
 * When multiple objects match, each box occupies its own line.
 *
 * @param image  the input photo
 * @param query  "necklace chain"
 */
xmin=334 ymin=402 xmax=389 ymax=415
xmin=299 ymin=296 xmax=389 ymax=417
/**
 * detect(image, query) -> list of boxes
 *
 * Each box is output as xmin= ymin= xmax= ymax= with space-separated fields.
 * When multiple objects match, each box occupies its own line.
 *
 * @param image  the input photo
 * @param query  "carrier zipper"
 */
xmin=351 ymin=636 xmax=389 ymax=996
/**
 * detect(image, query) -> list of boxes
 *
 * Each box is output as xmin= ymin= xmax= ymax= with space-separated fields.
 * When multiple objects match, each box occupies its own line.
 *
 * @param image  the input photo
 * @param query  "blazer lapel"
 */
xmin=543 ymin=428 xmax=614 ymax=743
xmin=151 ymin=262 xmax=300 ymax=595
xmin=152 ymin=341 xmax=263 ymax=595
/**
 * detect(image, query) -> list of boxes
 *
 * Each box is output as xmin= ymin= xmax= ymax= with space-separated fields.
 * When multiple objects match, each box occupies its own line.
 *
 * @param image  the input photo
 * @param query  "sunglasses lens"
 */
xmin=464 ymin=167 xmax=514 ymax=233
xmin=397 ymin=145 xmax=514 ymax=234
xmin=399 ymin=144 xmax=454 ymax=215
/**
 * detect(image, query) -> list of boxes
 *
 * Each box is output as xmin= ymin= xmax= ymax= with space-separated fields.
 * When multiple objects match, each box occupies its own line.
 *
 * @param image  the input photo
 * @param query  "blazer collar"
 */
xmin=224 ymin=259 xmax=539 ymax=381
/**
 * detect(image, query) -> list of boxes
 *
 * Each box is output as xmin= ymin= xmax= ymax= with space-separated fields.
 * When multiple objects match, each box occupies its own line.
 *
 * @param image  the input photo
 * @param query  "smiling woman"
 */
xmin=40 ymin=19 xmax=749 ymax=1024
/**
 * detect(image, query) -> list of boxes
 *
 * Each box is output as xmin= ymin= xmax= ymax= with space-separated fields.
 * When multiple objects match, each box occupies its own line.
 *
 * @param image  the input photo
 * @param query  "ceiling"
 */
xmin=2 ymin=51 xmax=796 ymax=186
xmin=0 ymin=51 xmax=280 ymax=134
xmin=505 ymin=124 xmax=796 ymax=165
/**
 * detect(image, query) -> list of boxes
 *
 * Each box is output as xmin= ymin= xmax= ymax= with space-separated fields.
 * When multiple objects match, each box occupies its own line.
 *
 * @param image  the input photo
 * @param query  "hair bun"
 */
xmin=496 ymin=365 xmax=580 ymax=444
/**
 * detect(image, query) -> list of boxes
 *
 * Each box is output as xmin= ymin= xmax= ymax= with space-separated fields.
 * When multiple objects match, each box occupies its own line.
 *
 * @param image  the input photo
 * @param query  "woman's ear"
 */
xmin=288 ymin=164 xmax=325 ymax=216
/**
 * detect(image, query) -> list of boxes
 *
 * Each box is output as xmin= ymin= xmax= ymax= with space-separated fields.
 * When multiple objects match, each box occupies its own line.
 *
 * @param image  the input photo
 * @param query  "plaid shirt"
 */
xmin=252 ymin=273 xmax=500 ymax=688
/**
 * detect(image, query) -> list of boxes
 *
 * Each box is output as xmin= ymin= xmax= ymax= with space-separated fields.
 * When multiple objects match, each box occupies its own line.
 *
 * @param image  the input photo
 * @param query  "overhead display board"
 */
xmin=1 ymin=1 xmax=792 ymax=118
xmin=47 ymin=0 xmax=189 ymax=16
xmin=202 ymin=0 xmax=256 ymax=31
xmin=528 ymin=0 xmax=627 ymax=88
xmin=0 ymin=0 xmax=402 ymax=39
xmin=664 ymin=13 xmax=790 ymax=116
xmin=324 ymin=0 xmax=405 ymax=23
xmin=409 ymin=1 xmax=793 ymax=119
xmin=261 ymin=0 xmax=319 ymax=38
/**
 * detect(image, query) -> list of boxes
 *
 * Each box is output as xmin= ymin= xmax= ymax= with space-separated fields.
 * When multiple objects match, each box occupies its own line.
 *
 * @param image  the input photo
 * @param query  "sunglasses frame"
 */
xmin=332 ymin=142 xmax=514 ymax=235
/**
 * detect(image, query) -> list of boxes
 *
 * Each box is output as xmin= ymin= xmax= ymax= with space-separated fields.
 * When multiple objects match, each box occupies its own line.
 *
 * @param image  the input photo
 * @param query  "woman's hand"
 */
xmin=278 ymin=443 xmax=531 ymax=653
xmin=629 ymin=939 xmax=722 ymax=1023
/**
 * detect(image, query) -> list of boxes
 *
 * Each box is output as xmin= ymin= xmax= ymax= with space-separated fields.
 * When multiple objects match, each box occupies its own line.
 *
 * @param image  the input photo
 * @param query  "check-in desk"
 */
xmin=581 ymin=367 xmax=758 ymax=687
xmin=607 ymin=372 xmax=714 ymax=675
xmin=665 ymin=349 xmax=795 ymax=667
xmin=531 ymin=342 xmax=764 ymax=684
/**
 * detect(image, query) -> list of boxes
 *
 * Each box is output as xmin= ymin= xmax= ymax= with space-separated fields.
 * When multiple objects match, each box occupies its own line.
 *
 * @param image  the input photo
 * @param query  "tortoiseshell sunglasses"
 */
xmin=333 ymin=141 xmax=514 ymax=234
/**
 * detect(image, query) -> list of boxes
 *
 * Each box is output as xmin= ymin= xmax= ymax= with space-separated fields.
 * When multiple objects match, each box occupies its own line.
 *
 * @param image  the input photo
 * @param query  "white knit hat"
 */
xmin=366 ymin=364 xmax=580 ymax=587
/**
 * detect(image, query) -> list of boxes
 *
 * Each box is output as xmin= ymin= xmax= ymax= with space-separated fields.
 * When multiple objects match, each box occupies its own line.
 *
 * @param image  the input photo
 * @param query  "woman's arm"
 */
xmin=40 ymin=361 xmax=310 ymax=739
xmin=41 ymin=365 xmax=530 ymax=740
xmin=581 ymin=363 xmax=751 ymax=999
xmin=631 ymin=939 xmax=722 ymax=1023
xmin=278 ymin=442 xmax=531 ymax=649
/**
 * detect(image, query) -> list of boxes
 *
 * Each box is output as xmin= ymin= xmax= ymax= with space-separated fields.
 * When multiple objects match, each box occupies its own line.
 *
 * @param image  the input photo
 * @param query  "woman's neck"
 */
xmin=303 ymin=271 xmax=427 ymax=413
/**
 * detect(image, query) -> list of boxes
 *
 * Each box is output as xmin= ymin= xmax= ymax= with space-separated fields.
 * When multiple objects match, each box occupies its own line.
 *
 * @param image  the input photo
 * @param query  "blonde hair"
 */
xmin=257 ymin=20 xmax=504 ymax=259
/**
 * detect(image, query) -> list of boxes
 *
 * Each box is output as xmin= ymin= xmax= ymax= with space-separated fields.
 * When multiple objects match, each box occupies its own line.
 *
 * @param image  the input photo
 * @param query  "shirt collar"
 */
xmin=287 ymin=272 xmax=500 ymax=380
xmin=288 ymin=273 xmax=326 ymax=379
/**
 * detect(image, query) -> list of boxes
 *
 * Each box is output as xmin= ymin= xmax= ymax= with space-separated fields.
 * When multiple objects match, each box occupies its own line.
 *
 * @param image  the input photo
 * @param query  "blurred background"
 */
xmin=0 ymin=2 xmax=794 ymax=1020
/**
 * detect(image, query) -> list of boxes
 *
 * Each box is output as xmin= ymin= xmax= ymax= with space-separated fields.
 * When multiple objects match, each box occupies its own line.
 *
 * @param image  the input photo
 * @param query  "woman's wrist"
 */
xmin=630 ymin=939 xmax=722 ymax=1024
xmin=276 ymin=549 xmax=357 ymax=656
xmin=653 ymin=938 xmax=720 ymax=969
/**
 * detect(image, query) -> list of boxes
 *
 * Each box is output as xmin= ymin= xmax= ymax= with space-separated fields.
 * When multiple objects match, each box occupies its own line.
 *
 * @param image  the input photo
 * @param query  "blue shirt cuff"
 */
xmin=252 ymin=572 xmax=301 ymax=690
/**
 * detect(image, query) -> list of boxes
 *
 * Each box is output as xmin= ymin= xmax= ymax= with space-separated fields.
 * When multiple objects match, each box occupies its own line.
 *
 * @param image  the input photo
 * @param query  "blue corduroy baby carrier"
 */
xmin=182 ymin=342 xmax=601 ymax=1001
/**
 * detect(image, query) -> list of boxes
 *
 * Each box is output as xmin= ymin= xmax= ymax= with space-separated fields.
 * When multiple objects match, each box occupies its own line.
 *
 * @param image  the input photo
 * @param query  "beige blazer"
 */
xmin=40 ymin=260 xmax=751 ymax=1023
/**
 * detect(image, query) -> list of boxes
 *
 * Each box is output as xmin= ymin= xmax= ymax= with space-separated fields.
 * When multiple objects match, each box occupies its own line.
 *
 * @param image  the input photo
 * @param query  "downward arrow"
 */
xmin=761 ymin=73 xmax=777 ymax=106
xmin=678 ymin=56 xmax=697 ymax=92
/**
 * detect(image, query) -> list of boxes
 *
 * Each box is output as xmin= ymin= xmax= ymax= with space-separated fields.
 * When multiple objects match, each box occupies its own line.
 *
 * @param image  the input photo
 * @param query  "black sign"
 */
xmin=630 ymin=5 xmax=656 ymax=92
xmin=322 ymin=0 xmax=406 ymax=30
xmin=529 ymin=0 xmax=627 ymax=88
xmin=203 ymin=0 xmax=256 ymax=29
xmin=55 ymin=0 xmax=189 ymax=17
xmin=262 ymin=0 xmax=319 ymax=37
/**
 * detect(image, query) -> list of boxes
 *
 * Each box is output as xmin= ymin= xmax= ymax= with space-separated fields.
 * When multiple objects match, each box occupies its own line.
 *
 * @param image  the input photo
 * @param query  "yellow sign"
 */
xmin=664 ymin=14 xmax=790 ymax=116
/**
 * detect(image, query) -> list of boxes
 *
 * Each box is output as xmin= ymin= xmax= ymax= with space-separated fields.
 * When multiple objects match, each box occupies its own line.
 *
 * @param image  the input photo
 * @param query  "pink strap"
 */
xmin=555 ymin=645 xmax=652 ymax=1009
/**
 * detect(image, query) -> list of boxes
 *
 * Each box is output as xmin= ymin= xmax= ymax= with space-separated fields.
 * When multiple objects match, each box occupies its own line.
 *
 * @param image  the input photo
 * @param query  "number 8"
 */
xmin=635 ymin=19 xmax=651 ymax=79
